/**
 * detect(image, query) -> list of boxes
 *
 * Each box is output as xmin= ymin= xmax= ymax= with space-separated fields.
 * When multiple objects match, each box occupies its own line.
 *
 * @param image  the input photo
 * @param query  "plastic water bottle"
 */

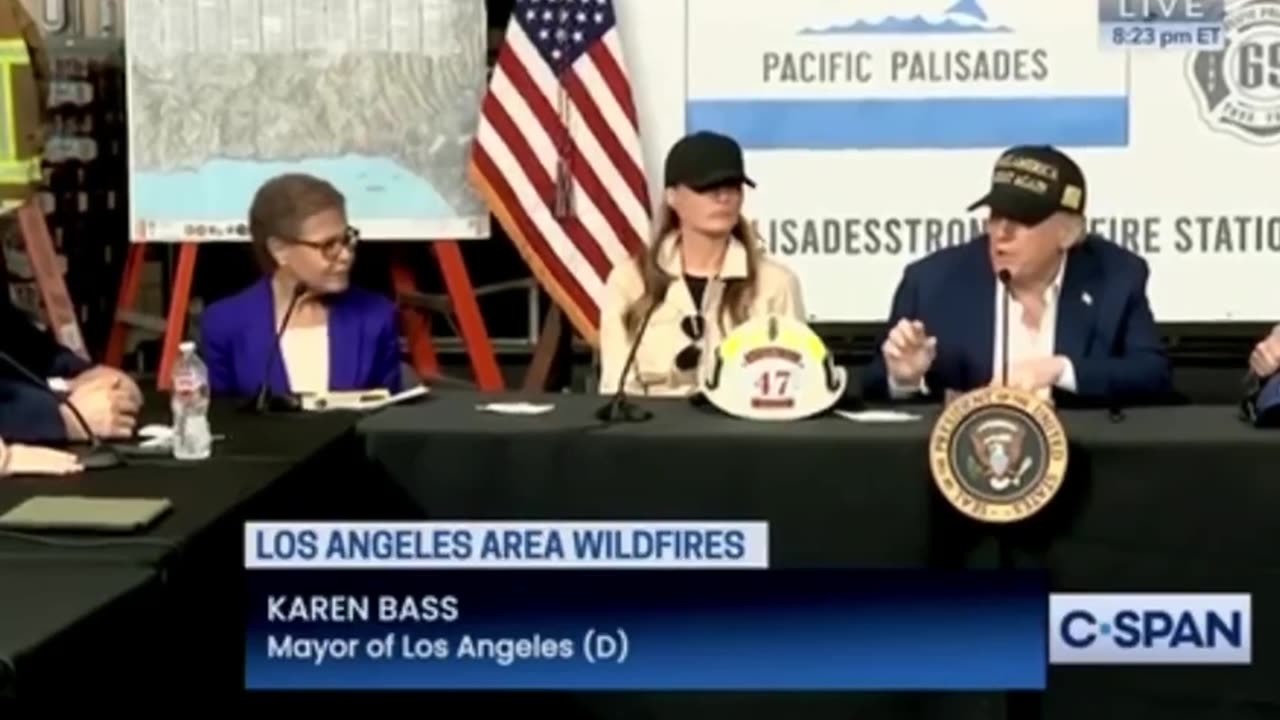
xmin=171 ymin=341 xmax=212 ymax=460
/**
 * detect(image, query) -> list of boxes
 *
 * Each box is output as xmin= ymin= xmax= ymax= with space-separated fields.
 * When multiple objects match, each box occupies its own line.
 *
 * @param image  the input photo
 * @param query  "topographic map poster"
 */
xmin=125 ymin=0 xmax=489 ymax=242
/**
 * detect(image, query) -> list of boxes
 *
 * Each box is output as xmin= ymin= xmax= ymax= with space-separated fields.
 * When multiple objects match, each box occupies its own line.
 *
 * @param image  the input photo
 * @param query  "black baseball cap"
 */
xmin=967 ymin=145 xmax=1086 ymax=226
xmin=663 ymin=131 xmax=756 ymax=191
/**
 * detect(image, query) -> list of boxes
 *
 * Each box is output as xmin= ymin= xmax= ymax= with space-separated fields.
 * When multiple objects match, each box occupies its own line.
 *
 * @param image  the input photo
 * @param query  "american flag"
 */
xmin=469 ymin=0 xmax=650 ymax=347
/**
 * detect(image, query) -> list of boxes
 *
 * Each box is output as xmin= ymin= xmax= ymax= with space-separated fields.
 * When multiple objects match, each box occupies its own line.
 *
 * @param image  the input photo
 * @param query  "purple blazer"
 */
xmin=200 ymin=277 xmax=402 ymax=398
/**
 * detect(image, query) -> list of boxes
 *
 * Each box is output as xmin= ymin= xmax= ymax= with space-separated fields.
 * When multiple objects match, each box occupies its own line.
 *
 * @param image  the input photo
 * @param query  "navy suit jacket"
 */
xmin=863 ymin=234 xmax=1173 ymax=407
xmin=200 ymin=277 xmax=402 ymax=398
xmin=0 ymin=289 xmax=91 ymax=442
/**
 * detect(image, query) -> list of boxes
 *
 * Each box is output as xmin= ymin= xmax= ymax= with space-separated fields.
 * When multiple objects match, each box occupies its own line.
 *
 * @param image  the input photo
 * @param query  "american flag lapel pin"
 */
xmin=1081 ymin=291 xmax=1093 ymax=306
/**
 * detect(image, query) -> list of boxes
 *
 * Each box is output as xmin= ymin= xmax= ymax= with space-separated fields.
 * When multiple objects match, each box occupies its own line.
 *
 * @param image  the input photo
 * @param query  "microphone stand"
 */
xmin=1241 ymin=370 xmax=1275 ymax=426
xmin=994 ymin=270 xmax=1015 ymax=572
xmin=0 ymin=350 xmax=122 ymax=469
xmin=243 ymin=282 xmax=307 ymax=414
xmin=1242 ymin=371 xmax=1261 ymax=422
xmin=997 ymin=269 xmax=1011 ymax=388
xmin=595 ymin=293 xmax=665 ymax=423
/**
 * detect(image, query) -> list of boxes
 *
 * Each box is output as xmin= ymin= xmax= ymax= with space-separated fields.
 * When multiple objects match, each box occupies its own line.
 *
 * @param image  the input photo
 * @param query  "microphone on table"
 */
xmin=1103 ymin=395 xmax=1127 ymax=422
xmin=1103 ymin=357 xmax=1129 ymax=422
xmin=595 ymin=283 xmax=670 ymax=423
xmin=1243 ymin=369 xmax=1263 ymax=398
xmin=0 ymin=349 xmax=123 ymax=469
xmin=1239 ymin=369 xmax=1274 ymax=425
xmin=245 ymin=281 xmax=308 ymax=414
xmin=997 ymin=269 xmax=1012 ymax=388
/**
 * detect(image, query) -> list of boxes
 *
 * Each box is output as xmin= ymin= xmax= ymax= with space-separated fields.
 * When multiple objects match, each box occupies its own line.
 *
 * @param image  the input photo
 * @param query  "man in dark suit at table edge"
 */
xmin=862 ymin=144 xmax=1174 ymax=408
xmin=0 ymin=0 xmax=143 ymax=447
xmin=0 ymin=277 xmax=142 ymax=443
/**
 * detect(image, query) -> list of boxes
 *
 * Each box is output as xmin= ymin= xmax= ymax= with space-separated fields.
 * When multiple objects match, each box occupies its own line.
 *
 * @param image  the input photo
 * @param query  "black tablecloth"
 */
xmin=6 ymin=389 xmax=1276 ymax=712
xmin=360 ymin=392 xmax=948 ymax=566
xmin=0 ymin=401 xmax=371 ymax=699
xmin=0 ymin=403 xmax=362 ymax=564
xmin=359 ymin=392 xmax=1280 ymax=720
xmin=0 ymin=562 xmax=160 ymax=699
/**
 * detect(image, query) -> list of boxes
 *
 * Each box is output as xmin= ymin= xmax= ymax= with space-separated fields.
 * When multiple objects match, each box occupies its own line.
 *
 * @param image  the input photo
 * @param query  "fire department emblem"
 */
xmin=700 ymin=313 xmax=845 ymax=421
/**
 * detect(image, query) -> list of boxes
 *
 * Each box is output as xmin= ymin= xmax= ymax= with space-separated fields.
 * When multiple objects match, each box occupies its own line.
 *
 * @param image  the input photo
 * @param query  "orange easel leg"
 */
xmin=390 ymin=257 xmax=440 ymax=379
xmin=156 ymin=243 xmax=199 ymax=391
xmin=433 ymin=241 xmax=504 ymax=392
xmin=104 ymin=243 xmax=147 ymax=369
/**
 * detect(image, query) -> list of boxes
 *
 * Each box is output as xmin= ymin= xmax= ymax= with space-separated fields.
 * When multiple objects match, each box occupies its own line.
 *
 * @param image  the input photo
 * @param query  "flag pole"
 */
xmin=553 ymin=8 xmax=574 ymax=220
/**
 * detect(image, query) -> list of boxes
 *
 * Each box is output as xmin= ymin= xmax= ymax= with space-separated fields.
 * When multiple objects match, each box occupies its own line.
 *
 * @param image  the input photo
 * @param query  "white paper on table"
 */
xmin=362 ymin=385 xmax=430 ymax=410
xmin=476 ymin=402 xmax=555 ymax=416
xmin=135 ymin=424 xmax=227 ymax=448
xmin=137 ymin=424 xmax=173 ymax=448
xmin=835 ymin=409 xmax=922 ymax=423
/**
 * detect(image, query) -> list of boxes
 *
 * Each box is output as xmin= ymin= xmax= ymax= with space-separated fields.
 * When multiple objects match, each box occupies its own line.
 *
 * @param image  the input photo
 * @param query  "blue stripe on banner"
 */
xmin=685 ymin=97 xmax=1130 ymax=149
xmin=245 ymin=569 xmax=1047 ymax=690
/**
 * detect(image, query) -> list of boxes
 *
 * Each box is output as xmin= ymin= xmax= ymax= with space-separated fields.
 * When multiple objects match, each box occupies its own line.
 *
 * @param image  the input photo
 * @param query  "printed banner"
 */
xmin=615 ymin=0 xmax=1278 ymax=322
xmin=245 ymin=569 xmax=1048 ymax=690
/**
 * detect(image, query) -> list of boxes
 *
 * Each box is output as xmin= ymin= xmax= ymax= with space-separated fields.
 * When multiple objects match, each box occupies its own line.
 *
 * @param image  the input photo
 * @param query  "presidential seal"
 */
xmin=1188 ymin=0 xmax=1280 ymax=145
xmin=929 ymin=386 xmax=1068 ymax=523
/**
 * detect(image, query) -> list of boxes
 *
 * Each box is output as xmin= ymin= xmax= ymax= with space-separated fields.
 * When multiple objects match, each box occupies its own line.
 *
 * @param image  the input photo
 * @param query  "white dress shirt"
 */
xmin=280 ymin=324 xmax=330 ymax=395
xmin=890 ymin=258 xmax=1077 ymax=397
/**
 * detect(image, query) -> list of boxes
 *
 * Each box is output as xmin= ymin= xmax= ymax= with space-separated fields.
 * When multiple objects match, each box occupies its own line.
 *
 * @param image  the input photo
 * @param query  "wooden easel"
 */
xmin=9 ymin=195 xmax=89 ymax=360
xmin=104 ymin=240 xmax=505 ymax=392
xmin=522 ymin=305 xmax=563 ymax=391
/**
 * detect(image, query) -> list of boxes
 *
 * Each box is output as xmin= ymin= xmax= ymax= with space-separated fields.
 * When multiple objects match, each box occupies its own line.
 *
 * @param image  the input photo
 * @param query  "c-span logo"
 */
xmin=929 ymin=386 xmax=1067 ymax=523
xmin=1188 ymin=0 xmax=1280 ymax=145
xmin=1050 ymin=593 xmax=1252 ymax=665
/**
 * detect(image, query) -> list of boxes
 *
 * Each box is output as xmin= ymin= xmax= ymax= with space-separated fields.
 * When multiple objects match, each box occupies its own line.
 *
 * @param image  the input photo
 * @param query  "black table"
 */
xmin=0 ymin=401 xmax=372 ymax=699
xmin=359 ymin=392 xmax=1280 ymax=720
xmin=0 ymin=402 xmax=363 ymax=563
xmin=0 ymin=562 xmax=161 ymax=700
xmin=360 ymin=391 xmax=943 ymax=566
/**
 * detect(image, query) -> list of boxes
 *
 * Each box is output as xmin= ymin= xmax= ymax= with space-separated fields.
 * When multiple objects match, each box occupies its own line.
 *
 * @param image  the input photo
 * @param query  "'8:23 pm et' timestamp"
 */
xmin=1102 ymin=22 xmax=1224 ymax=50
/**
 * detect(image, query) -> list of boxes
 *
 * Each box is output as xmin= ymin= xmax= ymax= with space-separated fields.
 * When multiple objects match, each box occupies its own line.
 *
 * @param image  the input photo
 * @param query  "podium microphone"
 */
xmin=595 ymin=285 xmax=669 ymax=423
xmin=1240 ymin=369 xmax=1266 ymax=424
xmin=997 ymin=269 xmax=1012 ymax=387
xmin=0 ymin=349 xmax=122 ymax=469
xmin=246 ymin=281 xmax=308 ymax=414
xmin=1243 ymin=369 xmax=1263 ymax=398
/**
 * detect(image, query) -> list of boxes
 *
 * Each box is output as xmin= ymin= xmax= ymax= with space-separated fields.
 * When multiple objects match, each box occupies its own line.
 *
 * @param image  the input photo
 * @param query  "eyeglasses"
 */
xmin=674 ymin=314 xmax=705 ymax=372
xmin=288 ymin=226 xmax=360 ymax=259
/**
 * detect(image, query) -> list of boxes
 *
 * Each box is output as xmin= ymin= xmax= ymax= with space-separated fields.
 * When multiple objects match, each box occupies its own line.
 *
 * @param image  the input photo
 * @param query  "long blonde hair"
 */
xmin=622 ymin=204 xmax=762 ymax=337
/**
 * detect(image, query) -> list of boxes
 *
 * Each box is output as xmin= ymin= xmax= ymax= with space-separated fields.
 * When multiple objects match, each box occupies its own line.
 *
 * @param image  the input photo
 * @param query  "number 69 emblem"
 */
xmin=700 ymin=314 xmax=846 ymax=421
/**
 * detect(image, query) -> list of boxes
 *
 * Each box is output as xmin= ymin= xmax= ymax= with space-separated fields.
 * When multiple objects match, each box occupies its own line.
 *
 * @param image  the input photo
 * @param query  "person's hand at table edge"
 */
xmin=67 ymin=365 xmax=143 ymax=406
xmin=0 ymin=437 xmax=83 ymax=476
xmin=882 ymin=318 xmax=937 ymax=393
xmin=60 ymin=380 xmax=139 ymax=440
xmin=995 ymin=355 xmax=1073 ymax=395
xmin=1250 ymin=326 xmax=1280 ymax=378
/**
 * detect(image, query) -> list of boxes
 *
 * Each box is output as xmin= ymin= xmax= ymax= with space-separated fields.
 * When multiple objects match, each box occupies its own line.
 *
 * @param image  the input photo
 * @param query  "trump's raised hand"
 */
xmin=882 ymin=319 xmax=937 ymax=386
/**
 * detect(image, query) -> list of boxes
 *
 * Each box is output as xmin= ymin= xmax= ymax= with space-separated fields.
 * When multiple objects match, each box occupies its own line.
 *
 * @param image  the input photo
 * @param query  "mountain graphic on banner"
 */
xmin=799 ymin=0 xmax=1011 ymax=34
